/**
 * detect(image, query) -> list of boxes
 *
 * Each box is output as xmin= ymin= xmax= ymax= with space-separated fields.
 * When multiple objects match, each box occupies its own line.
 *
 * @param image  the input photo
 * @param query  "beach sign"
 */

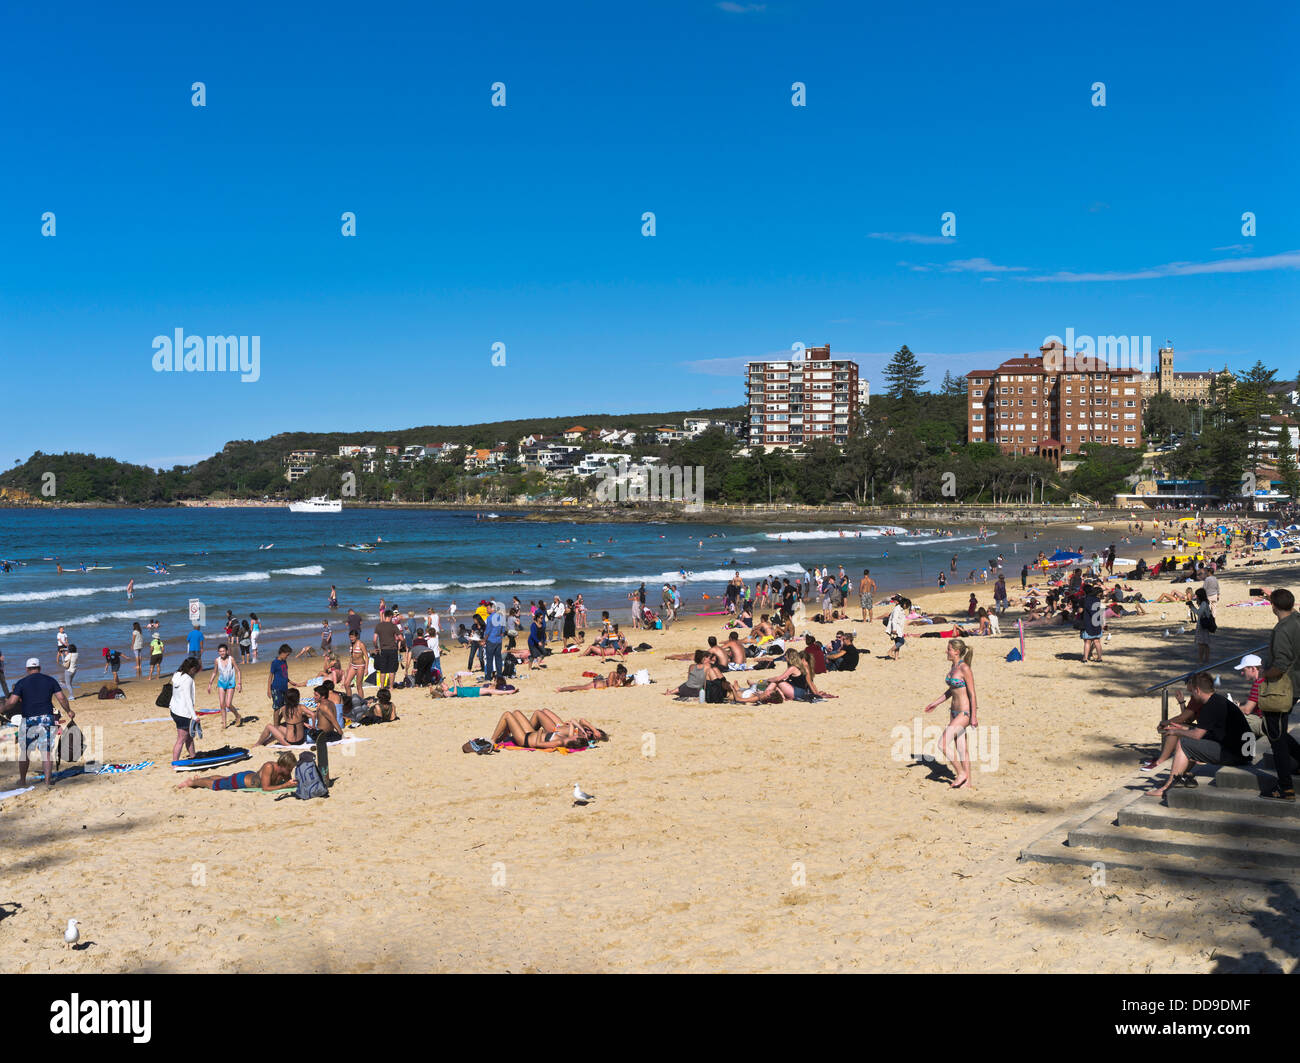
xmin=1018 ymin=619 xmax=1026 ymax=660
xmin=189 ymin=598 xmax=206 ymax=628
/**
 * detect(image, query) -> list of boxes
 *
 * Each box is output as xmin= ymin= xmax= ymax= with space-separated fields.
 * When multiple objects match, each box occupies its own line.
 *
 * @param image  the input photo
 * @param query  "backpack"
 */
xmin=704 ymin=677 xmax=728 ymax=704
xmin=291 ymin=752 xmax=330 ymax=799
xmin=155 ymin=682 xmax=173 ymax=708
xmin=502 ymin=653 xmax=518 ymax=679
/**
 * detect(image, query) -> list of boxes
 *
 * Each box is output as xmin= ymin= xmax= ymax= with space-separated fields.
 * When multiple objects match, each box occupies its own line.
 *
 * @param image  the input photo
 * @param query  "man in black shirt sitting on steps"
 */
xmin=1149 ymin=671 xmax=1250 ymax=800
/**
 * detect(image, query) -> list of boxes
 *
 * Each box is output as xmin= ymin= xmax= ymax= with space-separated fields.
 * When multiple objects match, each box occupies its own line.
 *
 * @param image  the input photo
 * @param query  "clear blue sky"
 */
xmin=1 ymin=0 xmax=1296 ymax=468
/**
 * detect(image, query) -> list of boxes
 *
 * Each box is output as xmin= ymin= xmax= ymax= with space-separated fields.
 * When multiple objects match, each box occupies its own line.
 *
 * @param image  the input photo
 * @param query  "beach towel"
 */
xmin=123 ymin=716 xmax=173 ymax=725
xmin=0 ymin=786 xmax=35 ymax=802
xmin=31 ymin=766 xmax=87 ymax=783
xmin=496 ymin=740 xmax=590 ymax=754
xmin=268 ymin=735 xmax=369 ymax=751
xmin=95 ymin=761 xmax=153 ymax=774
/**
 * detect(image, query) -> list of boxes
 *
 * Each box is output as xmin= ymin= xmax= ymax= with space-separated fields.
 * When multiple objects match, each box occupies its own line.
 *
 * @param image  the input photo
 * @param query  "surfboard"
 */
xmin=171 ymin=747 xmax=251 ymax=772
xmin=1076 ymin=525 xmax=1094 ymax=531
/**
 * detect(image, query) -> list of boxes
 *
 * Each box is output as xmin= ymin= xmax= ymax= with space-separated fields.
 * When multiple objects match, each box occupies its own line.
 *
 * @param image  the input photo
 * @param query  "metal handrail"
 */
xmin=1144 ymin=643 xmax=1269 ymax=694
xmin=1145 ymin=641 xmax=1268 ymax=722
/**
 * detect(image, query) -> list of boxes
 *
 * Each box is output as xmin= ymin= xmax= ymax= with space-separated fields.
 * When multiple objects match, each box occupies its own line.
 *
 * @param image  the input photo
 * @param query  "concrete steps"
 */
xmin=1020 ymin=726 xmax=1300 ymax=883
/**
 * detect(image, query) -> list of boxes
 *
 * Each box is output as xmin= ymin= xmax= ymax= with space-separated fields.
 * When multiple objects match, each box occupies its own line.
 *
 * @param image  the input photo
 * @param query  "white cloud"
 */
xmin=869 ymin=232 xmax=955 ymax=245
xmin=1027 ymin=250 xmax=1300 ymax=283
xmin=943 ymin=257 xmax=1029 ymax=273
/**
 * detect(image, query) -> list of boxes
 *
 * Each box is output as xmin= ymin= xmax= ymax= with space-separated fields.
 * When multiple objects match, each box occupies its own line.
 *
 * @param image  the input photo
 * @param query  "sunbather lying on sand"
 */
xmin=488 ymin=709 xmax=603 ymax=750
xmin=178 ymin=752 xmax=298 ymax=791
xmin=557 ymin=664 xmax=631 ymax=692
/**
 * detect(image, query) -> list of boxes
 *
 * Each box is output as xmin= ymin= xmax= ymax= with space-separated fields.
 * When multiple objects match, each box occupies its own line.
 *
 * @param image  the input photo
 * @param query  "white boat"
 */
xmin=288 ymin=496 xmax=342 ymax=513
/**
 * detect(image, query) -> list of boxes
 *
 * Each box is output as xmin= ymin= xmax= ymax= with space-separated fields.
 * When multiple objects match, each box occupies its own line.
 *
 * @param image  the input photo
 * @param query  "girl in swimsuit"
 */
xmin=488 ymin=709 xmax=592 ymax=750
xmin=253 ymin=689 xmax=307 ymax=747
xmin=178 ymin=753 xmax=298 ymax=791
xmin=923 ymin=638 xmax=978 ymax=789
xmin=344 ymin=632 xmax=368 ymax=701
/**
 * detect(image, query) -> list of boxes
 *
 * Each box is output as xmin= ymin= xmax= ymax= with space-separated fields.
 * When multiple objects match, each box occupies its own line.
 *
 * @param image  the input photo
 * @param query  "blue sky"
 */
xmin=1 ymin=0 xmax=1296 ymax=468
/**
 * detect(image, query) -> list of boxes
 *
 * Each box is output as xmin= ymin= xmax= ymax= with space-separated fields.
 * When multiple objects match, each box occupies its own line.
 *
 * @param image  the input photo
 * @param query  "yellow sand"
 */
xmin=3 ymin=527 xmax=1299 ymax=972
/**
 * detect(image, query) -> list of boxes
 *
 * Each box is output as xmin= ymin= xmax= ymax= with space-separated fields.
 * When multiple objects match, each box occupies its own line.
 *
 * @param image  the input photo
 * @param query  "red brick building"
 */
xmin=967 ymin=343 xmax=1144 ymax=460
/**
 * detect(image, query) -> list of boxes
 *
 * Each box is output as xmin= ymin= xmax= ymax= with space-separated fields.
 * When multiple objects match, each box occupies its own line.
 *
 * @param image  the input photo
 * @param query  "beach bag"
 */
xmin=632 ymin=668 xmax=651 ymax=685
xmin=1199 ymin=613 xmax=1217 ymax=633
xmin=704 ymin=677 xmax=728 ymax=704
xmin=292 ymin=752 xmax=330 ymax=799
xmin=58 ymin=723 xmax=84 ymax=763
xmin=155 ymin=682 xmax=173 ymax=708
xmin=1259 ymin=674 xmax=1294 ymax=714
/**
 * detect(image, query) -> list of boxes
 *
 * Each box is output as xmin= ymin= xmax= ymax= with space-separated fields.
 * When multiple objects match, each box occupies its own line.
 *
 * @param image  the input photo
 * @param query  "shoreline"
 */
xmin=0 ymin=498 xmax=1243 ymax=528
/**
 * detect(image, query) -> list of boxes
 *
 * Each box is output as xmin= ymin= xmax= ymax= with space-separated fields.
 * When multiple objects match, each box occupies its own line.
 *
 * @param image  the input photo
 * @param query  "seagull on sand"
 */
xmin=573 ymin=784 xmax=596 ymax=806
xmin=64 ymin=919 xmax=79 ymax=948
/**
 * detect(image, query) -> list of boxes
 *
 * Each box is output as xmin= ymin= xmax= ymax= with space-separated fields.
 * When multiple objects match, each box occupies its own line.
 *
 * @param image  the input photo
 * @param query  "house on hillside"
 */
xmin=562 ymin=426 xmax=589 ymax=443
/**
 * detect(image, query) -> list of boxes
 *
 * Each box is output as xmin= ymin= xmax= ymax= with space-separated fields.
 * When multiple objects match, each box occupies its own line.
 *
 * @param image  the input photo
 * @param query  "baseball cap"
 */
xmin=1234 ymin=654 xmax=1263 ymax=670
xmin=25 ymin=657 xmax=39 ymax=668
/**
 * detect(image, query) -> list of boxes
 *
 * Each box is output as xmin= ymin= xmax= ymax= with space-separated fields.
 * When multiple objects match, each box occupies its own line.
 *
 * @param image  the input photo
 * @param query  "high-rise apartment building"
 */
xmin=967 ymin=342 xmax=1144 ymax=460
xmin=745 ymin=346 xmax=860 ymax=450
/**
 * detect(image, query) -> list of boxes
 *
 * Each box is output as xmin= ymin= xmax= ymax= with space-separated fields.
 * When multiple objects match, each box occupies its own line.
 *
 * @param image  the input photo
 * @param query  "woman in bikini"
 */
xmin=178 ymin=752 xmax=299 ymax=791
xmin=923 ymin=638 xmax=978 ymax=789
xmin=556 ymin=663 xmax=630 ymax=692
xmin=343 ymin=631 xmax=368 ymax=701
xmin=322 ymin=653 xmax=344 ymax=688
xmin=253 ymin=689 xmax=307 ymax=747
xmin=489 ymin=709 xmax=592 ymax=750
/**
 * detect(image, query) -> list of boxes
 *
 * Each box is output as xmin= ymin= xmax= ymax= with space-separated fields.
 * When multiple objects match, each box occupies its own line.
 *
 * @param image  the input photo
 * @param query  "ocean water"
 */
xmin=0 ymin=507 xmax=1124 ymax=675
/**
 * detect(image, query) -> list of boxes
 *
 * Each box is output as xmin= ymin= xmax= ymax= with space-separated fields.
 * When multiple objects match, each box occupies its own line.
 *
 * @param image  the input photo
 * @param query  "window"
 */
xmin=1065 ymin=399 xmax=1073 ymax=406
xmin=1124 ymin=412 xmax=1136 ymax=419
xmin=1125 ymin=400 xmax=1135 ymax=407
xmin=1018 ymin=387 xmax=1024 ymax=394
xmin=1032 ymin=399 xmax=1038 ymax=405
xmin=1018 ymin=399 xmax=1024 ymax=406
xmin=973 ymin=413 xmax=983 ymax=421
xmin=973 ymin=390 xmax=983 ymax=397
xmin=1124 ymin=437 xmax=1136 ymax=444
xmin=1066 ymin=435 xmax=1073 ymax=442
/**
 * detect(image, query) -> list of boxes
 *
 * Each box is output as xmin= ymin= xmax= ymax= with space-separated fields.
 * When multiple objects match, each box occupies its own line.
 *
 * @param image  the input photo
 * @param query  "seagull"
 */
xmin=64 ymin=919 xmax=79 ymax=948
xmin=573 ymin=784 xmax=596 ymax=806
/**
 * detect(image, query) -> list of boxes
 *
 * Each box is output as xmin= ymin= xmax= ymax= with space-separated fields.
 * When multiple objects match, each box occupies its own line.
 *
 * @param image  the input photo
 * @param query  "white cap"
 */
xmin=1234 ymin=653 xmax=1263 ymax=670
xmin=25 ymin=657 xmax=39 ymax=668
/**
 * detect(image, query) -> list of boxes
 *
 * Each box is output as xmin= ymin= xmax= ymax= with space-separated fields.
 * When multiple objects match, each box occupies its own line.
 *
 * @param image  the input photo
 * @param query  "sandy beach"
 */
xmin=4 ymin=524 xmax=1300 ymax=973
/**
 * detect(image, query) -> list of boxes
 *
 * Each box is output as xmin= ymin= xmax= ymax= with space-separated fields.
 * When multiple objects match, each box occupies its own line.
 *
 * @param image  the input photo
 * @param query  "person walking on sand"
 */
xmin=886 ymin=598 xmax=908 ymax=661
xmin=206 ymin=642 xmax=244 ymax=728
xmin=923 ymin=638 xmax=979 ymax=789
xmin=859 ymin=569 xmax=876 ymax=622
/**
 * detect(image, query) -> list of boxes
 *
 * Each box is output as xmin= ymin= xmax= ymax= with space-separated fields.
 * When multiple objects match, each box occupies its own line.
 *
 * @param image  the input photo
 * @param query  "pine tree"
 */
xmin=939 ymin=370 xmax=967 ymax=397
xmin=1277 ymin=423 xmax=1300 ymax=502
xmin=883 ymin=345 xmax=926 ymax=399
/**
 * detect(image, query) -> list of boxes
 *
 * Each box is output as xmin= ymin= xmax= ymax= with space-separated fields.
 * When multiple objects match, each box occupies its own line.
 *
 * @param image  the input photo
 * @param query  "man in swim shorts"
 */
xmin=859 ymin=569 xmax=876 ymax=622
xmin=4 ymin=658 xmax=75 ymax=787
